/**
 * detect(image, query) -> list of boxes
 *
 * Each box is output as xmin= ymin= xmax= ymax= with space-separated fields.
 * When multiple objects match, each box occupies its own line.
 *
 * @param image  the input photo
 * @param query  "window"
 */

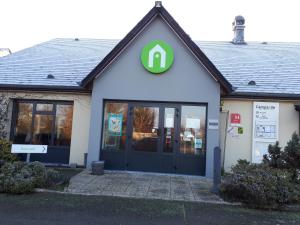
xmin=13 ymin=103 xmax=33 ymax=144
xmin=12 ymin=101 xmax=73 ymax=147
xmin=54 ymin=105 xmax=73 ymax=146
xmin=102 ymin=102 xmax=128 ymax=150
xmin=180 ymin=105 xmax=207 ymax=155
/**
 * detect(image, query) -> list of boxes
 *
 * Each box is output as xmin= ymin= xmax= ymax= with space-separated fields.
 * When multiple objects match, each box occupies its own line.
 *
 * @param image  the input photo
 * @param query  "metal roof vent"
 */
xmin=47 ymin=74 xmax=55 ymax=79
xmin=155 ymin=1 xmax=162 ymax=7
xmin=74 ymin=38 xmax=79 ymax=41
xmin=248 ymin=80 xmax=256 ymax=85
xmin=232 ymin=15 xmax=246 ymax=44
xmin=262 ymin=41 xmax=268 ymax=44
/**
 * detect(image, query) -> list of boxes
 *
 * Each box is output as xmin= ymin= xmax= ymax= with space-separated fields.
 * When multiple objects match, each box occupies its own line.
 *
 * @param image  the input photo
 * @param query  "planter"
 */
xmin=91 ymin=161 xmax=105 ymax=175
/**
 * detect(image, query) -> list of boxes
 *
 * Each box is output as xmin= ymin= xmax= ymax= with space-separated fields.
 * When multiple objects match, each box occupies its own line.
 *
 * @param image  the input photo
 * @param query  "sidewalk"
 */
xmin=66 ymin=170 xmax=224 ymax=203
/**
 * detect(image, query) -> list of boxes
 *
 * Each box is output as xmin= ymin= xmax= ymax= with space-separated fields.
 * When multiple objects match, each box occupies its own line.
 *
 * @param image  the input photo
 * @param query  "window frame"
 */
xmin=179 ymin=104 xmax=208 ymax=155
xmin=100 ymin=99 xmax=208 ymax=155
xmin=10 ymin=99 xmax=74 ymax=147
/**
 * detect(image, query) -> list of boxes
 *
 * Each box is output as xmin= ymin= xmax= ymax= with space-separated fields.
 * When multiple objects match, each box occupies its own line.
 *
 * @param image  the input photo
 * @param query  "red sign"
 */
xmin=230 ymin=113 xmax=241 ymax=124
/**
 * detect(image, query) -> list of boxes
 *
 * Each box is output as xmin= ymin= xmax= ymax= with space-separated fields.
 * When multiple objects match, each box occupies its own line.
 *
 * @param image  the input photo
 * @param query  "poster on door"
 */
xmin=252 ymin=102 xmax=279 ymax=163
xmin=108 ymin=113 xmax=123 ymax=136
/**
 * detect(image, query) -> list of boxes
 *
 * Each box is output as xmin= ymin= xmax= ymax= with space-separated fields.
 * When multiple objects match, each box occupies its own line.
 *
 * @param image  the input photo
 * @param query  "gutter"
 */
xmin=0 ymin=84 xmax=91 ymax=94
xmin=224 ymin=92 xmax=300 ymax=100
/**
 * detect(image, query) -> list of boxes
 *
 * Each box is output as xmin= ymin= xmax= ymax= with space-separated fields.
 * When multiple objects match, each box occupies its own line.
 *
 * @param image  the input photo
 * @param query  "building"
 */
xmin=1 ymin=2 xmax=300 ymax=177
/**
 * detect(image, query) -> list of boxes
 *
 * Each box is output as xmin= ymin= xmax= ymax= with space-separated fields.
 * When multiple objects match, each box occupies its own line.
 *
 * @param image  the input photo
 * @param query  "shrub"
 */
xmin=28 ymin=161 xmax=47 ymax=187
xmin=0 ymin=139 xmax=18 ymax=163
xmin=220 ymin=161 xmax=300 ymax=208
xmin=45 ymin=169 xmax=63 ymax=187
xmin=263 ymin=141 xmax=285 ymax=168
xmin=263 ymin=133 xmax=300 ymax=183
xmin=0 ymin=161 xmax=63 ymax=194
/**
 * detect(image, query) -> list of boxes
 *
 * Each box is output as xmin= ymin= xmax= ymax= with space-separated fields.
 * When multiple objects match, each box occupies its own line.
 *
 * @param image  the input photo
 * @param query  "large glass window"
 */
xmin=13 ymin=103 xmax=33 ymax=144
xmin=180 ymin=105 xmax=207 ymax=155
xmin=102 ymin=102 xmax=128 ymax=150
xmin=12 ymin=101 xmax=73 ymax=147
xmin=54 ymin=105 xmax=73 ymax=146
xmin=32 ymin=115 xmax=53 ymax=145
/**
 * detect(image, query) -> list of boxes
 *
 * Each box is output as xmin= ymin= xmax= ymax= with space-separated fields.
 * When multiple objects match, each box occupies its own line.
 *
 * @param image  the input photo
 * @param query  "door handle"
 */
xmin=157 ymin=128 xmax=161 ymax=136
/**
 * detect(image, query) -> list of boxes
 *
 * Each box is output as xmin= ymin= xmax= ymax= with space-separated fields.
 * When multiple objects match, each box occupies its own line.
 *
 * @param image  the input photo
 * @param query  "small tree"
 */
xmin=263 ymin=141 xmax=285 ymax=168
xmin=283 ymin=132 xmax=300 ymax=170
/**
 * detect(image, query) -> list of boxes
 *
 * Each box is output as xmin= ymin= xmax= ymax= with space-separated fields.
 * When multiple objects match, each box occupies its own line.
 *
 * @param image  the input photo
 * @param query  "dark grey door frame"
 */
xmin=101 ymin=99 xmax=207 ymax=175
xmin=126 ymin=102 xmax=180 ymax=173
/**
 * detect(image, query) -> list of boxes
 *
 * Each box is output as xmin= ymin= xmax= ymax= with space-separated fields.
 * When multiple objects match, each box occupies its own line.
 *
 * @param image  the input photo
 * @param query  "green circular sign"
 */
xmin=141 ymin=40 xmax=174 ymax=74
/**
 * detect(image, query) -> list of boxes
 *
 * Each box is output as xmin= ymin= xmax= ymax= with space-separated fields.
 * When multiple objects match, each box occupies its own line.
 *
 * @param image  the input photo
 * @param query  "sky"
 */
xmin=1 ymin=0 xmax=300 ymax=52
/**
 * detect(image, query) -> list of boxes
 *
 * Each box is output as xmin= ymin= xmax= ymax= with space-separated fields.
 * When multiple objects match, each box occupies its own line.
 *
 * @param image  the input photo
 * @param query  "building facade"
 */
xmin=1 ymin=2 xmax=300 ymax=178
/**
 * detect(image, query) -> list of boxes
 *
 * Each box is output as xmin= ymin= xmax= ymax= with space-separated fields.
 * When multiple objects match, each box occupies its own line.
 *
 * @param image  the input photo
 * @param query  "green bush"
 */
xmin=28 ymin=161 xmax=47 ymax=187
xmin=0 ymin=161 xmax=63 ymax=194
xmin=263 ymin=141 xmax=285 ymax=168
xmin=0 ymin=139 xmax=18 ymax=163
xmin=263 ymin=133 xmax=300 ymax=183
xmin=46 ymin=169 xmax=63 ymax=187
xmin=220 ymin=161 xmax=300 ymax=208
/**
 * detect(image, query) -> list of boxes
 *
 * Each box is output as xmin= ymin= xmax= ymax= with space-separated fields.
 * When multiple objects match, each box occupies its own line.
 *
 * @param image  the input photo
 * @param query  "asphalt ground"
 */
xmin=0 ymin=193 xmax=299 ymax=225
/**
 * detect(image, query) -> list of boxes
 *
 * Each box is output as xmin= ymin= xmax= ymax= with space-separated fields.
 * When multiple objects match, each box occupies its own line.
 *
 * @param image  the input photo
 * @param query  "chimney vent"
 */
xmin=155 ymin=1 xmax=162 ymax=7
xmin=232 ymin=15 xmax=245 ymax=44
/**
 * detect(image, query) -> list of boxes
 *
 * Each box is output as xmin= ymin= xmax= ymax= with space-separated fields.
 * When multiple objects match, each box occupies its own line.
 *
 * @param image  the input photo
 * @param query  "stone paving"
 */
xmin=66 ymin=170 xmax=225 ymax=203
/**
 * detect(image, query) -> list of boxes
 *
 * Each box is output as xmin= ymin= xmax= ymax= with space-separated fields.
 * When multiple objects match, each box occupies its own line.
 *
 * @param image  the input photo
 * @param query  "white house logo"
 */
xmin=141 ymin=40 xmax=174 ymax=74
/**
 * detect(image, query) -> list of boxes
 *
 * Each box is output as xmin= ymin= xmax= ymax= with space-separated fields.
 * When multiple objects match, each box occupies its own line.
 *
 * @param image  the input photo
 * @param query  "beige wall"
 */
xmin=0 ymin=91 xmax=91 ymax=166
xmin=220 ymin=99 xmax=299 ymax=172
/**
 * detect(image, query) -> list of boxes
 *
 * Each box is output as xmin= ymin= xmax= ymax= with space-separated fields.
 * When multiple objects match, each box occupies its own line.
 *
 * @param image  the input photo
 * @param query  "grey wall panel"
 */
xmin=87 ymin=16 xmax=220 ymax=178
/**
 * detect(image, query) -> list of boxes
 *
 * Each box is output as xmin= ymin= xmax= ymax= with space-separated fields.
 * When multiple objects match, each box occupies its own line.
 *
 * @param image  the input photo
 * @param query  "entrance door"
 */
xmin=101 ymin=100 xmax=207 ymax=175
xmin=126 ymin=103 xmax=179 ymax=173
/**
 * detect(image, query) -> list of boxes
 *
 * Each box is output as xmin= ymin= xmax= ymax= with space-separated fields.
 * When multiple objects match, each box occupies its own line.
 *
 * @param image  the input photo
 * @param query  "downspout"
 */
xmin=222 ymin=110 xmax=229 ymax=170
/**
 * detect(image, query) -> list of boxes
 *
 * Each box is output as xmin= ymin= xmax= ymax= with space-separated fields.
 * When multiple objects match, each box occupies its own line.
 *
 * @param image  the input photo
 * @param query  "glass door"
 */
xmin=131 ymin=106 xmax=160 ymax=153
xmin=126 ymin=103 xmax=180 ymax=173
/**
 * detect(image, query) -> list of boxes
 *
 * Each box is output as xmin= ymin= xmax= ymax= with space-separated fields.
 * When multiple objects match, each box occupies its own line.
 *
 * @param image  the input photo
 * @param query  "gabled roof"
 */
xmin=3 ymin=39 xmax=300 ymax=98
xmin=80 ymin=2 xmax=233 ymax=93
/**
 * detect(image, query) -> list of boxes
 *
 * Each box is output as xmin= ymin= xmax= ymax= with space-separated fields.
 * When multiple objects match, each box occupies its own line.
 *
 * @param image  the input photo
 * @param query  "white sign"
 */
xmin=253 ymin=141 xmax=275 ymax=163
xmin=252 ymin=102 xmax=279 ymax=163
xmin=165 ymin=114 xmax=174 ymax=128
xmin=11 ymin=144 xmax=48 ymax=154
xmin=208 ymin=119 xmax=219 ymax=130
xmin=186 ymin=118 xmax=200 ymax=129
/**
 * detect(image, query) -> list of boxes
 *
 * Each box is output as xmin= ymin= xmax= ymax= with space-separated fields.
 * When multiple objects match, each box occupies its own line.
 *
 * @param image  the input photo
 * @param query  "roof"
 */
xmin=0 ymin=39 xmax=118 ymax=92
xmin=81 ymin=4 xmax=232 ymax=93
xmin=2 ymin=38 xmax=300 ymax=97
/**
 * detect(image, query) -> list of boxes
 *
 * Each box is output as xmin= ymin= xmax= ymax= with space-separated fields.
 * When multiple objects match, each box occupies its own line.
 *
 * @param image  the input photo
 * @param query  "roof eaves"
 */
xmin=0 ymin=84 xmax=91 ymax=93
xmin=157 ymin=7 xmax=233 ymax=93
xmin=80 ymin=7 xmax=158 ymax=87
xmin=225 ymin=91 xmax=300 ymax=100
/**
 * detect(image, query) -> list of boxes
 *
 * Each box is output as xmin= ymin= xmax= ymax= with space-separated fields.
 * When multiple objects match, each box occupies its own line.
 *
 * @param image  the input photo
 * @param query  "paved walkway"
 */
xmin=66 ymin=170 xmax=224 ymax=203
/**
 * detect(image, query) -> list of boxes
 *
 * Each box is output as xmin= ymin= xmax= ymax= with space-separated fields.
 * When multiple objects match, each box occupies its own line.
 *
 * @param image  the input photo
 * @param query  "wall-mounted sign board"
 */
xmin=252 ymin=102 xmax=279 ymax=163
xmin=141 ymin=40 xmax=174 ymax=74
xmin=230 ymin=113 xmax=241 ymax=126
xmin=208 ymin=119 xmax=219 ymax=130
xmin=11 ymin=144 xmax=47 ymax=154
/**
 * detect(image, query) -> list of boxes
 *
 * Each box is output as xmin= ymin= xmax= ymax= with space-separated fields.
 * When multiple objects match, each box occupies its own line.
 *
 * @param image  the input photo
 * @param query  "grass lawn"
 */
xmin=0 ymin=192 xmax=299 ymax=225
